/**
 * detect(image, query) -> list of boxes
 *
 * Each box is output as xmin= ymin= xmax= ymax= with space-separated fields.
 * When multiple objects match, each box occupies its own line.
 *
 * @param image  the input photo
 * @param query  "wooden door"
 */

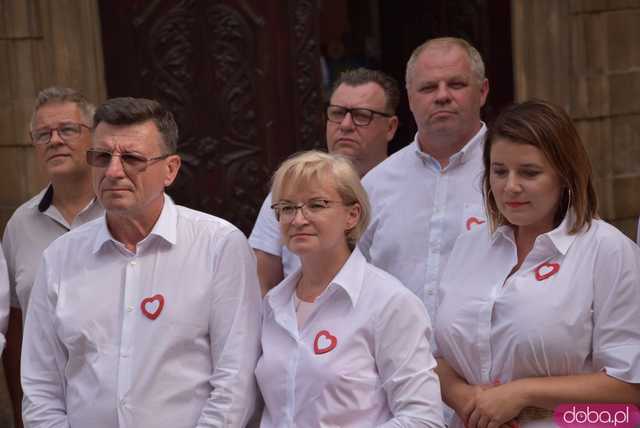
xmin=98 ymin=0 xmax=325 ymax=234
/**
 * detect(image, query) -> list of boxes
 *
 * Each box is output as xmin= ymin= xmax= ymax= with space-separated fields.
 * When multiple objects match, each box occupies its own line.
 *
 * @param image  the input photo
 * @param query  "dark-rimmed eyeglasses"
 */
xmin=271 ymin=198 xmax=347 ymax=223
xmin=326 ymin=104 xmax=392 ymax=126
xmin=31 ymin=123 xmax=91 ymax=145
xmin=86 ymin=148 xmax=173 ymax=174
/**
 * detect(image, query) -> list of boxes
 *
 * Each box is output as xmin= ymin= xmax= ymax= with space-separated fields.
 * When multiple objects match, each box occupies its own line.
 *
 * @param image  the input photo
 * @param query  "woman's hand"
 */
xmin=466 ymin=381 xmax=527 ymax=428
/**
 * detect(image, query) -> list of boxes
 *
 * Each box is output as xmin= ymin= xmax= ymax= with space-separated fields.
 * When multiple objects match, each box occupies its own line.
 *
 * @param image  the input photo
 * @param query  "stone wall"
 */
xmin=512 ymin=0 xmax=640 ymax=239
xmin=0 ymin=0 xmax=106 ymax=425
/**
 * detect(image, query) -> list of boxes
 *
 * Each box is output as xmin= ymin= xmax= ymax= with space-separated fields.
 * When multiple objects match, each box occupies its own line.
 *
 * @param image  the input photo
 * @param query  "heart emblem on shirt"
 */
xmin=465 ymin=216 xmax=486 ymax=231
xmin=140 ymin=294 xmax=165 ymax=320
xmin=534 ymin=262 xmax=560 ymax=281
xmin=313 ymin=330 xmax=337 ymax=355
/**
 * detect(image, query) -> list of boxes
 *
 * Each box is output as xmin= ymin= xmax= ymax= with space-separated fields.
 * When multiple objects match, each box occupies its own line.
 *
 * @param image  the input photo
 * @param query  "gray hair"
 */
xmin=405 ymin=37 xmax=485 ymax=86
xmin=30 ymin=86 xmax=96 ymax=131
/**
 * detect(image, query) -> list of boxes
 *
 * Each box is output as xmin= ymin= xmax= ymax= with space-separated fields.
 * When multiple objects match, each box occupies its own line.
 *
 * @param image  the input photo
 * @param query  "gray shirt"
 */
xmin=2 ymin=185 xmax=103 ymax=316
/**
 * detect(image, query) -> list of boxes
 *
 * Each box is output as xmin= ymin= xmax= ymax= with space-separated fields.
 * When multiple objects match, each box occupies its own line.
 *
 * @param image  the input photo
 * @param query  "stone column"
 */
xmin=512 ymin=0 xmax=640 ymax=239
xmin=0 ymin=0 xmax=106 ymax=424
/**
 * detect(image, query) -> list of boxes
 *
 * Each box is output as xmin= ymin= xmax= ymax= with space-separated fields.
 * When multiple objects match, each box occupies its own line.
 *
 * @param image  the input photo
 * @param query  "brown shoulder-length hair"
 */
xmin=483 ymin=99 xmax=598 ymax=234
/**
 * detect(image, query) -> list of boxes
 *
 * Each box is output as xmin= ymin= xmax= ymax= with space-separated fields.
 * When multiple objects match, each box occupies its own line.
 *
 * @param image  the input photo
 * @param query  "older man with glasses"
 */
xmin=249 ymin=67 xmax=400 ymax=294
xmin=21 ymin=97 xmax=261 ymax=428
xmin=2 ymin=86 xmax=104 ymax=428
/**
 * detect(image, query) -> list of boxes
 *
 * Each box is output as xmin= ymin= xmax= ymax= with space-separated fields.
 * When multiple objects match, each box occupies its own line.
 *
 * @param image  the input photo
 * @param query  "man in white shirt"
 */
xmin=250 ymin=68 xmax=400 ymax=294
xmin=2 ymin=87 xmax=103 ymax=428
xmin=21 ymin=97 xmax=261 ymax=427
xmin=360 ymin=37 xmax=490 ymax=319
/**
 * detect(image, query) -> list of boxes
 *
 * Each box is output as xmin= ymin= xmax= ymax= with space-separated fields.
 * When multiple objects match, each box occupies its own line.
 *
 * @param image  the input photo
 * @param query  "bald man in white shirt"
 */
xmin=21 ymin=97 xmax=261 ymax=428
xmin=360 ymin=37 xmax=490 ymax=320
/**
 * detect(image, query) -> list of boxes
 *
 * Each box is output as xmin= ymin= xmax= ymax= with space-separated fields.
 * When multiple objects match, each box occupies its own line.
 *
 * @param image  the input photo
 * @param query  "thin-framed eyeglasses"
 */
xmin=31 ymin=123 xmax=91 ymax=145
xmin=326 ymin=104 xmax=392 ymax=127
xmin=86 ymin=148 xmax=173 ymax=174
xmin=271 ymin=198 xmax=349 ymax=222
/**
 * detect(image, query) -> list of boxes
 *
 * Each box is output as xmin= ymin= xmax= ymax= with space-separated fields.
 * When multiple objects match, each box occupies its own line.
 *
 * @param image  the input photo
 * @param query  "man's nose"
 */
xmin=104 ymin=154 xmax=126 ymax=177
xmin=434 ymin=83 xmax=452 ymax=103
xmin=339 ymin=111 xmax=356 ymax=129
xmin=49 ymin=129 xmax=65 ymax=145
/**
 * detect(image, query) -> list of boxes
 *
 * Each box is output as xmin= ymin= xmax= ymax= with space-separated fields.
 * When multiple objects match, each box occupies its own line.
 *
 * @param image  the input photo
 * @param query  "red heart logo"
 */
xmin=466 ymin=216 xmax=486 ymax=231
xmin=313 ymin=330 xmax=337 ymax=355
xmin=535 ymin=262 xmax=560 ymax=281
xmin=140 ymin=294 xmax=165 ymax=320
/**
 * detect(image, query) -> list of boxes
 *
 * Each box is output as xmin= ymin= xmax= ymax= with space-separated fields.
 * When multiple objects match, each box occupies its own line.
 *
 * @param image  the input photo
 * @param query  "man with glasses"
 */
xmin=2 ymin=86 xmax=103 ymax=428
xmin=249 ymin=68 xmax=399 ymax=294
xmin=360 ymin=37 xmax=489 ymax=322
xmin=21 ymin=97 xmax=261 ymax=427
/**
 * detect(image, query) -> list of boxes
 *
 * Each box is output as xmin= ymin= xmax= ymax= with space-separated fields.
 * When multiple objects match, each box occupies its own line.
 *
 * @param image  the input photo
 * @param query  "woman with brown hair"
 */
xmin=434 ymin=100 xmax=640 ymax=428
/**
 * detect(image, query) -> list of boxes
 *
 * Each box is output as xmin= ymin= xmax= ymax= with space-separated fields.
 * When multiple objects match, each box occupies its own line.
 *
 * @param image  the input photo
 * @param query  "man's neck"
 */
xmin=106 ymin=195 xmax=165 ymax=253
xmin=418 ymin=123 xmax=481 ymax=168
xmin=50 ymin=173 xmax=95 ymax=225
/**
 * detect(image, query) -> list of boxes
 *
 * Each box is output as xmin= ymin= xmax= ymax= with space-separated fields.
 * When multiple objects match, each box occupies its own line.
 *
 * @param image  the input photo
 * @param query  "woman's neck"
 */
xmin=297 ymin=245 xmax=351 ymax=302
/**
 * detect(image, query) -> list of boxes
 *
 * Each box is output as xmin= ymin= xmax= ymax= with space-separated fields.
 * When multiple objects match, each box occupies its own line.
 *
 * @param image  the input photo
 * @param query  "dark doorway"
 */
xmin=98 ymin=0 xmax=325 ymax=235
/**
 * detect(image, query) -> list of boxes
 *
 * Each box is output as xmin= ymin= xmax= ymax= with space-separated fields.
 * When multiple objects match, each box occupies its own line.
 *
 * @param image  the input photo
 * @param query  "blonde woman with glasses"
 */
xmin=256 ymin=150 xmax=444 ymax=428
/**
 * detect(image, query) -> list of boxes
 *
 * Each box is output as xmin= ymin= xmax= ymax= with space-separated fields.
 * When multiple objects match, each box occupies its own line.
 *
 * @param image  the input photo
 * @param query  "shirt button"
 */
xmin=121 ymin=352 xmax=129 ymax=359
xmin=130 ymin=261 xmax=137 ymax=266
xmin=427 ymin=289 xmax=434 ymax=296
xmin=127 ymin=306 xmax=134 ymax=312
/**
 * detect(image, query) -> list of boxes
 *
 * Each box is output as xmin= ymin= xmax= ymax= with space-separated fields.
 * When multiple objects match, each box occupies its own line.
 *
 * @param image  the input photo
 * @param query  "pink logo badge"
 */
xmin=554 ymin=404 xmax=640 ymax=428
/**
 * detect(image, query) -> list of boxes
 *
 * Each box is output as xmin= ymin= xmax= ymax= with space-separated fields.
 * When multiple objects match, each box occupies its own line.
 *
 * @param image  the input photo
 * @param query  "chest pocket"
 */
xmin=462 ymin=203 xmax=486 ymax=233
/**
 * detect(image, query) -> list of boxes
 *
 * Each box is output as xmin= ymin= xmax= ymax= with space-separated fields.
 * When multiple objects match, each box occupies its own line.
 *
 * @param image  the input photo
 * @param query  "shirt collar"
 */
xmin=265 ymin=247 xmax=367 ymax=310
xmin=92 ymin=194 xmax=178 ymax=254
xmin=413 ymin=122 xmax=486 ymax=165
xmin=491 ymin=210 xmax=578 ymax=256
xmin=37 ymin=185 xmax=54 ymax=212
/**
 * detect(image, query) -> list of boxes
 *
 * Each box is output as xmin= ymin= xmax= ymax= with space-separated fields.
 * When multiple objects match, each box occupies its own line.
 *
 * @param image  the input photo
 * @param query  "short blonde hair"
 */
xmin=271 ymin=150 xmax=370 ymax=249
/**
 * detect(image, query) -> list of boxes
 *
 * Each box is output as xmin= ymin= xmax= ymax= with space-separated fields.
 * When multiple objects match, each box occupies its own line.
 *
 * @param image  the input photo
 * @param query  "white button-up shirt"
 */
xmin=2 ymin=185 xmax=103 ymax=316
xmin=256 ymin=248 xmax=444 ymax=428
xmin=435 ymin=214 xmax=640 ymax=428
xmin=249 ymin=192 xmax=300 ymax=277
xmin=360 ymin=126 xmax=486 ymax=319
xmin=22 ymin=195 xmax=261 ymax=428
xmin=0 ymin=245 xmax=10 ymax=353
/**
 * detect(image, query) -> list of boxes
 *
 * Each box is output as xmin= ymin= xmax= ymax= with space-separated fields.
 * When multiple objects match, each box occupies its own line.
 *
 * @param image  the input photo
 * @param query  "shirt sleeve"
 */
xmin=374 ymin=290 xmax=445 ymax=428
xmin=0 ymin=245 xmax=10 ymax=353
xmin=592 ymin=232 xmax=640 ymax=384
xmin=2 ymin=218 xmax=21 ymax=309
xmin=197 ymin=229 xmax=261 ymax=427
xmin=248 ymin=193 xmax=283 ymax=257
xmin=21 ymin=251 xmax=70 ymax=428
xmin=357 ymin=179 xmax=376 ymax=261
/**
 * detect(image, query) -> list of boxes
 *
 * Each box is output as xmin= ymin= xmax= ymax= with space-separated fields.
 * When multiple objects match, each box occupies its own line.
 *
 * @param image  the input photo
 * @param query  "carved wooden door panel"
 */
xmin=99 ymin=0 xmax=324 ymax=234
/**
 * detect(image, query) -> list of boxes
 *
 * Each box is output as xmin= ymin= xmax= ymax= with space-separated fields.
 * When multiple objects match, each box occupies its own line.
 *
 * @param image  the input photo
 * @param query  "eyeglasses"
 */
xmin=31 ymin=123 xmax=91 ymax=145
xmin=271 ymin=198 xmax=347 ymax=222
xmin=326 ymin=104 xmax=392 ymax=126
xmin=86 ymin=148 xmax=173 ymax=173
